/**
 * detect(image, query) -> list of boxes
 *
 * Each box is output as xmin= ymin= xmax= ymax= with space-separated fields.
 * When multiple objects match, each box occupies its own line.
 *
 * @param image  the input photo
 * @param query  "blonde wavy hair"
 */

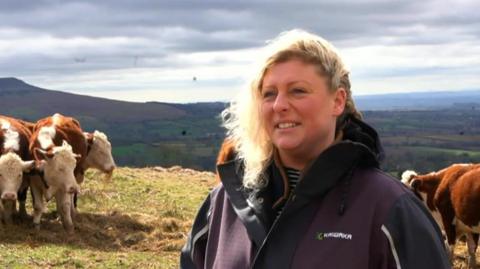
xmin=222 ymin=29 xmax=361 ymax=189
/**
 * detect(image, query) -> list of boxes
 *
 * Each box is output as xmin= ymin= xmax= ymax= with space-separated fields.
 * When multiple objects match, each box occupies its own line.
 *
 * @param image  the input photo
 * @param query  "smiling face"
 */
xmin=260 ymin=59 xmax=346 ymax=169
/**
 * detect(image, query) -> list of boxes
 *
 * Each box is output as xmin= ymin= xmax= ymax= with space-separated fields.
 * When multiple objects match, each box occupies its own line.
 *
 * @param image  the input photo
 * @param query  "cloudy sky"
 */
xmin=1 ymin=0 xmax=479 ymax=103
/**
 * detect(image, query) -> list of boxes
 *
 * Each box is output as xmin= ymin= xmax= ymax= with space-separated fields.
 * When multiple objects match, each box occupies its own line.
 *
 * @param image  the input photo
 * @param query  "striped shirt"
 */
xmin=276 ymin=167 xmax=301 ymax=218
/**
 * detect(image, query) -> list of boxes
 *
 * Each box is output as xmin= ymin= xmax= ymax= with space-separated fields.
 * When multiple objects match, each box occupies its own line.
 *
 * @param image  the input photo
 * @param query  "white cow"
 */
xmin=83 ymin=130 xmax=116 ymax=179
xmin=30 ymin=141 xmax=80 ymax=234
xmin=0 ymin=116 xmax=35 ymax=224
xmin=0 ymin=152 xmax=34 ymax=224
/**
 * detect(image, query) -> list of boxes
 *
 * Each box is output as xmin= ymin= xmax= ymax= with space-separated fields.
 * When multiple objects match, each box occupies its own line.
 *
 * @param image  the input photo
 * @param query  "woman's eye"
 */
xmin=291 ymin=88 xmax=306 ymax=94
xmin=262 ymin=90 xmax=276 ymax=99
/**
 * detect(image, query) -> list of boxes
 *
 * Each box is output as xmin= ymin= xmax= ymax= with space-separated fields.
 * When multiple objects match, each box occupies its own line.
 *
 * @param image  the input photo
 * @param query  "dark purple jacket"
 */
xmin=181 ymin=118 xmax=450 ymax=269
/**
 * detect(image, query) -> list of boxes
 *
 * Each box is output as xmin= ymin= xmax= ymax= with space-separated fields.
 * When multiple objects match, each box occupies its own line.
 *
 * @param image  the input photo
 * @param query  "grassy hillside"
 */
xmin=0 ymin=167 xmax=217 ymax=268
xmin=0 ymin=167 xmax=474 ymax=268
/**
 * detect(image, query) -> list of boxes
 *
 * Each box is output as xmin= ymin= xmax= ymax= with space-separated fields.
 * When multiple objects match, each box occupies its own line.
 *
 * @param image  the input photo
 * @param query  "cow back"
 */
xmin=30 ymin=114 xmax=87 ymax=168
xmin=0 ymin=115 xmax=33 ymax=160
xmin=449 ymin=165 xmax=480 ymax=227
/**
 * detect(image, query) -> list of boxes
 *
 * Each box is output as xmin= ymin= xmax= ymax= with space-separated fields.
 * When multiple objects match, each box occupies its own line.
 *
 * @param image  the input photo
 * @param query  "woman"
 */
xmin=181 ymin=29 xmax=450 ymax=269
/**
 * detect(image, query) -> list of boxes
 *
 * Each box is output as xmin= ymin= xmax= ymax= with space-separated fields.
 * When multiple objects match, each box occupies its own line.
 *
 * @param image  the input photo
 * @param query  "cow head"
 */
xmin=35 ymin=141 xmax=80 ymax=199
xmin=401 ymin=170 xmax=441 ymax=211
xmin=84 ymin=131 xmax=116 ymax=177
xmin=0 ymin=152 xmax=35 ymax=201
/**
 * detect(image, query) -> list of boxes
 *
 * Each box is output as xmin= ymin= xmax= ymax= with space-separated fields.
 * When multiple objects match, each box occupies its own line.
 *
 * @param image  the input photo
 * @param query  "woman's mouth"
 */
xmin=276 ymin=122 xmax=299 ymax=129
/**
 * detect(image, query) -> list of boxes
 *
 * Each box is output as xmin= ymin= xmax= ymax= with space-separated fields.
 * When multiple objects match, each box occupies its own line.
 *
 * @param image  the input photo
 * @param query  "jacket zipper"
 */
xmin=250 ymin=190 xmax=297 ymax=268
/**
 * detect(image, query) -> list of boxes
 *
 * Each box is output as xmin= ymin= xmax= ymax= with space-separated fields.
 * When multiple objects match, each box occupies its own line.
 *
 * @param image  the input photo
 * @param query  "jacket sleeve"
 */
xmin=381 ymin=193 xmax=451 ymax=269
xmin=180 ymin=192 xmax=212 ymax=269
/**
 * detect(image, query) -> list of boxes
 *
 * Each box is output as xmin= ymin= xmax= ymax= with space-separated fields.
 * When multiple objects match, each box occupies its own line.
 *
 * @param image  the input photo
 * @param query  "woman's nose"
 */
xmin=272 ymin=93 xmax=289 ymax=112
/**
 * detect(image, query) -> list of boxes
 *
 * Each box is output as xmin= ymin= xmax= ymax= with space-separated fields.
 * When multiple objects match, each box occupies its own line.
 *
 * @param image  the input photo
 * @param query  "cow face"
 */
xmin=401 ymin=170 xmax=429 ymax=201
xmin=0 ymin=152 xmax=34 ymax=201
xmin=401 ymin=170 xmax=442 ymax=216
xmin=35 ymin=141 xmax=80 ymax=199
xmin=85 ymin=131 xmax=116 ymax=175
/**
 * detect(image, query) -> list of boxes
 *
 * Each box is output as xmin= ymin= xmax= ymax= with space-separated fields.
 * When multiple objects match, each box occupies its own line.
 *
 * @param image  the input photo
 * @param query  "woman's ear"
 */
xmin=333 ymin=88 xmax=347 ymax=116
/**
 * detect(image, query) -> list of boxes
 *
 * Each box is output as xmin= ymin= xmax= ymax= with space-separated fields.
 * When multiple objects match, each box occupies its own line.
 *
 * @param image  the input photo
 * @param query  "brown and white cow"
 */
xmin=0 ymin=116 xmax=35 ymax=224
xmin=402 ymin=164 xmax=480 ymax=269
xmin=29 ymin=114 xmax=116 ymax=230
xmin=16 ymin=116 xmax=115 ymax=209
xmin=83 ymin=130 xmax=116 ymax=179
xmin=30 ymin=141 xmax=80 ymax=234
xmin=31 ymin=113 xmax=88 ymax=183
xmin=29 ymin=114 xmax=86 ymax=233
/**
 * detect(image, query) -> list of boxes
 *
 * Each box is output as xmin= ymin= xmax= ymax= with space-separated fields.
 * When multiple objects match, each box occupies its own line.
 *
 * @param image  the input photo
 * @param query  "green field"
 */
xmin=113 ymin=141 xmax=219 ymax=171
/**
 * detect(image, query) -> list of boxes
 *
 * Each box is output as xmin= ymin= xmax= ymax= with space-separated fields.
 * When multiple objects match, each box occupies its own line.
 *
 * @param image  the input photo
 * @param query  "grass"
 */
xmin=0 ymin=166 xmax=474 ymax=268
xmin=0 ymin=167 xmax=217 ymax=269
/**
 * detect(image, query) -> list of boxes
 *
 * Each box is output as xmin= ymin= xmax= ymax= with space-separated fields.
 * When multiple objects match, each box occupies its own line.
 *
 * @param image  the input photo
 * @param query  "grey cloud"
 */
xmin=1 ymin=0 xmax=479 ymax=79
xmin=2 ymin=1 xmax=479 ymax=48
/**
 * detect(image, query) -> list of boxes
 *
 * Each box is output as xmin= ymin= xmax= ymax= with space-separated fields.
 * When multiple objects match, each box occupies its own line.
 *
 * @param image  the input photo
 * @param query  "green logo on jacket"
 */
xmin=316 ymin=232 xmax=352 ymax=241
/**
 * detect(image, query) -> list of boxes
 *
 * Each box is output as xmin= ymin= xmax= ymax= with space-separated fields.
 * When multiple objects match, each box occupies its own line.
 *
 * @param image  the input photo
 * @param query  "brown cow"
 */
xmin=0 ymin=116 xmax=35 ymax=224
xmin=29 ymin=113 xmax=116 ymax=233
xmin=16 ymin=118 xmax=115 ymax=210
xmin=402 ymin=164 xmax=480 ymax=269
xmin=31 ymin=113 xmax=88 ymax=182
xmin=29 ymin=113 xmax=86 ymax=233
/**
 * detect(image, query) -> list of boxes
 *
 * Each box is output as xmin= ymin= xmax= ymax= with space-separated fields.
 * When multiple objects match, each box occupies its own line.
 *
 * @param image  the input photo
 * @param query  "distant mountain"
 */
xmin=2 ymin=78 xmax=478 ymax=121
xmin=0 ymin=77 xmax=186 ymax=123
xmin=2 ymin=77 xmax=479 ymax=171
xmin=0 ymin=77 xmax=227 ymax=170
xmin=355 ymin=90 xmax=480 ymax=111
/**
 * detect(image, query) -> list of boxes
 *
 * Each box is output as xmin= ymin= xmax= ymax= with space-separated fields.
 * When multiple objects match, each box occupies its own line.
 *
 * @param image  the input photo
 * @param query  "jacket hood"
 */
xmin=341 ymin=116 xmax=384 ymax=165
xmin=290 ymin=116 xmax=384 ymax=215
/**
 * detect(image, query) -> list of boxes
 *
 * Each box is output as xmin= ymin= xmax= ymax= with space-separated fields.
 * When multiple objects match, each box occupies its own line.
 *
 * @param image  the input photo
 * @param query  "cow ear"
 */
xmin=35 ymin=148 xmax=54 ymax=160
xmin=85 ymin=132 xmax=94 ymax=145
xmin=410 ymin=179 xmax=422 ymax=190
xmin=35 ymin=160 xmax=46 ymax=172
xmin=22 ymin=160 xmax=36 ymax=172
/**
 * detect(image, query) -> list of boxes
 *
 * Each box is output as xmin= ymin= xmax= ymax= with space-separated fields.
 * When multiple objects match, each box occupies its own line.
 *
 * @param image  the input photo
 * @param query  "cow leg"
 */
xmin=73 ymin=172 xmax=84 ymax=210
xmin=30 ymin=182 xmax=45 ymax=231
xmin=17 ymin=187 xmax=28 ymax=219
xmin=439 ymin=209 xmax=457 ymax=262
xmin=443 ymin=224 xmax=456 ymax=262
xmin=467 ymin=233 xmax=478 ymax=269
xmin=472 ymin=233 xmax=480 ymax=253
xmin=70 ymin=194 xmax=77 ymax=220
xmin=1 ymin=200 xmax=16 ymax=225
xmin=17 ymin=175 xmax=31 ymax=219
xmin=55 ymin=191 xmax=74 ymax=235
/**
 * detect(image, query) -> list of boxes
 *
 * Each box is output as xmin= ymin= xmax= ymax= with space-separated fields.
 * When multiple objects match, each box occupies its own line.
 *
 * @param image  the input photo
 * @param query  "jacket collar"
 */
xmin=217 ymin=160 xmax=270 ymax=246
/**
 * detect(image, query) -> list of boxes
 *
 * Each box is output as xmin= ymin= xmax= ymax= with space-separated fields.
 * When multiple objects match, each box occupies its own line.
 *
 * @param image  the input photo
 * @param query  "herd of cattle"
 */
xmin=0 ymin=113 xmax=115 ymax=234
xmin=2 ymin=113 xmax=480 ymax=267
xmin=402 ymin=165 xmax=480 ymax=268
